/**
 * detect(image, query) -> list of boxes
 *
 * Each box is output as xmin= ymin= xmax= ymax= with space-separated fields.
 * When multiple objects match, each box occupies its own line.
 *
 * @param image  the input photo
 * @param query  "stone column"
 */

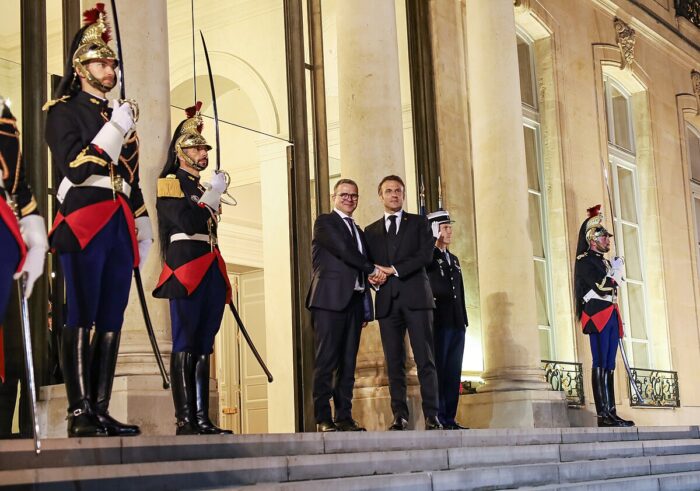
xmin=460 ymin=0 xmax=568 ymax=427
xmin=336 ymin=0 xmax=422 ymax=430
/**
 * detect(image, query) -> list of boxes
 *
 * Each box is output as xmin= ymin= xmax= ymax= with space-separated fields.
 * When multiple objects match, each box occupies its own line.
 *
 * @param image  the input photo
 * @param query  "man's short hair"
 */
xmin=377 ymin=175 xmax=405 ymax=195
xmin=333 ymin=178 xmax=358 ymax=193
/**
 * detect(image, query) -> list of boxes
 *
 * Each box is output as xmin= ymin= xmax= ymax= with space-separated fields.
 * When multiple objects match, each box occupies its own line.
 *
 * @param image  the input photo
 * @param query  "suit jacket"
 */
xmin=306 ymin=211 xmax=376 ymax=316
xmin=427 ymin=248 xmax=468 ymax=330
xmin=364 ymin=211 xmax=435 ymax=319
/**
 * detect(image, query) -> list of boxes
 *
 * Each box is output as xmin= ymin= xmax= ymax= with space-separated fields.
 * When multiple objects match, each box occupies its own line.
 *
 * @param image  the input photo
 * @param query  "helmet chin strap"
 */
xmin=176 ymin=146 xmax=208 ymax=172
xmin=75 ymin=65 xmax=113 ymax=95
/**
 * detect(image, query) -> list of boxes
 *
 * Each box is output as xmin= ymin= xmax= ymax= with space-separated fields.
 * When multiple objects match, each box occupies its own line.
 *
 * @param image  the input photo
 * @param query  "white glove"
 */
xmin=14 ymin=215 xmax=48 ymax=298
xmin=135 ymin=216 xmax=153 ymax=269
xmin=608 ymin=256 xmax=625 ymax=284
xmin=92 ymin=103 xmax=132 ymax=164
xmin=199 ymin=174 xmax=227 ymax=213
xmin=209 ymin=172 xmax=228 ymax=193
xmin=110 ymin=100 xmax=135 ymax=135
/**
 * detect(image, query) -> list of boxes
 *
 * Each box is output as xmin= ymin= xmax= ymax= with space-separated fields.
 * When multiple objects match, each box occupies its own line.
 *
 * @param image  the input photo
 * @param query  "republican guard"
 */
xmin=44 ymin=4 xmax=152 ymax=437
xmin=154 ymin=103 xmax=232 ymax=435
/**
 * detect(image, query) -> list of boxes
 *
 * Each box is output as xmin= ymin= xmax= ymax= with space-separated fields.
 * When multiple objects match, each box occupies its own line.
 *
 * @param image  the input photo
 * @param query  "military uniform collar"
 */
xmin=176 ymin=167 xmax=199 ymax=182
xmin=76 ymin=90 xmax=109 ymax=110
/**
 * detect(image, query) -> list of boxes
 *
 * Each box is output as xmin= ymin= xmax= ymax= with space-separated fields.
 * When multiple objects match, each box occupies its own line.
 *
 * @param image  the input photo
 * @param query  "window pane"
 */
xmin=632 ymin=341 xmax=650 ymax=369
xmin=688 ymin=127 xmax=700 ymax=181
xmin=524 ymin=126 xmax=539 ymax=192
xmin=621 ymin=224 xmax=642 ymax=281
xmin=529 ymin=193 xmax=544 ymax=257
xmin=627 ymin=282 xmax=647 ymax=340
xmin=534 ymin=260 xmax=549 ymax=327
xmin=517 ymin=36 xmax=535 ymax=107
xmin=610 ymin=85 xmax=633 ymax=151
xmin=539 ymin=327 xmax=552 ymax=360
xmin=617 ymin=166 xmax=638 ymax=223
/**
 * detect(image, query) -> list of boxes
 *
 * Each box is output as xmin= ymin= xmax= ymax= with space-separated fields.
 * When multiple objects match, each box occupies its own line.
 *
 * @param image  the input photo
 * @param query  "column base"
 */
xmin=456 ymin=390 xmax=570 ymax=428
xmin=37 ymin=375 xmax=220 ymax=438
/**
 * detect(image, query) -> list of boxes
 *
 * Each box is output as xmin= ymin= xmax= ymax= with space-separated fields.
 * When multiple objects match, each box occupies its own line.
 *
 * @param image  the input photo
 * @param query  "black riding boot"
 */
xmin=62 ymin=327 xmax=107 ymax=437
xmin=194 ymin=354 xmax=232 ymax=435
xmin=592 ymin=367 xmax=618 ymax=427
xmin=90 ymin=331 xmax=140 ymax=436
xmin=171 ymin=352 xmax=198 ymax=435
xmin=604 ymin=369 xmax=635 ymax=427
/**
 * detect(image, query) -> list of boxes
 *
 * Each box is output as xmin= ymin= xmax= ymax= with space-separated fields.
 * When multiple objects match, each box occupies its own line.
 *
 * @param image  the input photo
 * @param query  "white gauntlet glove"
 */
xmin=608 ymin=256 xmax=625 ymax=284
xmin=199 ymin=172 xmax=227 ymax=213
xmin=14 ymin=215 xmax=49 ymax=298
xmin=135 ymin=215 xmax=153 ymax=270
xmin=91 ymin=100 xmax=134 ymax=164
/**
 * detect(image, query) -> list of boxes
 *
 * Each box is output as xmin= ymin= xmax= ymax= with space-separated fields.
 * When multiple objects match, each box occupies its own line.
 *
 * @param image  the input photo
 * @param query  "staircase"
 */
xmin=3 ymin=427 xmax=700 ymax=490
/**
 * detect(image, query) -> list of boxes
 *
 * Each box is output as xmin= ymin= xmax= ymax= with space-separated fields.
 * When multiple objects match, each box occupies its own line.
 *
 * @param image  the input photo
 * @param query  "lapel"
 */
xmin=331 ymin=210 xmax=354 ymax=243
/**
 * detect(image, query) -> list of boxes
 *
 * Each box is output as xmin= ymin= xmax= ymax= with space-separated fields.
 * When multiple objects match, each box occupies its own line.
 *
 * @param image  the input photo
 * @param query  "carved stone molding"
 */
xmin=614 ymin=17 xmax=636 ymax=70
xmin=692 ymin=69 xmax=700 ymax=115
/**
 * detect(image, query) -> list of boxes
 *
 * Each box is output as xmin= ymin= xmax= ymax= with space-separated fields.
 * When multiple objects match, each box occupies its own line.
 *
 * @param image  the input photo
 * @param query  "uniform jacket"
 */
xmin=306 ymin=211 xmax=375 ymax=315
xmin=153 ymin=168 xmax=230 ymax=303
xmin=426 ymin=247 xmax=468 ymax=330
xmin=574 ymin=250 xmax=622 ymax=336
xmin=44 ymin=91 xmax=147 ymax=264
xmin=364 ymin=211 xmax=435 ymax=319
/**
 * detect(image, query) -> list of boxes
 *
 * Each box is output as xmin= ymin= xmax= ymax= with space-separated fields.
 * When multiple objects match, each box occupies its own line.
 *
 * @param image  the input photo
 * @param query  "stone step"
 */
xmin=1 ymin=426 xmax=697 ymax=471
xmin=3 ymin=445 xmax=700 ymax=490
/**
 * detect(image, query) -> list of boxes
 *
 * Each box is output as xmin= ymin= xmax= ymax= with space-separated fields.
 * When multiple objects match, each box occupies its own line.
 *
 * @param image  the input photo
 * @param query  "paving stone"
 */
xmin=322 ymin=430 xmax=461 ymax=454
xmin=558 ymin=456 xmax=651 ymax=483
xmin=230 ymin=472 xmax=434 ymax=491
xmin=432 ymin=463 xmax=560 ymax=490
xmin=649 ymin=454 xmax=700 ymax=475
xmin=642 ymin=439 xmax=700 ymax=457
xmin=461 ymin=428 xmax=562 ymax=446
xmin=0 ymin=437 xmax=122 ymax=471
xmin=447 ymin=443 xmax=560 ymax=468
xmin=637 ymin=426 xmax=699 ymax=441
xmin=559 ymin=440 xmax=643 ymax=462
xmin=560 ymin=427 xmax=639 ymax=444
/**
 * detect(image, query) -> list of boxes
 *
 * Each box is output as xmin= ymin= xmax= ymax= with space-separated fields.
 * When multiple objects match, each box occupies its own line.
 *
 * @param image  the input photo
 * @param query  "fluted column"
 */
xmin=461 ymin=0 xmax=567 ymax=427
xmin=337 ymin=0 xmax=421 ymax=430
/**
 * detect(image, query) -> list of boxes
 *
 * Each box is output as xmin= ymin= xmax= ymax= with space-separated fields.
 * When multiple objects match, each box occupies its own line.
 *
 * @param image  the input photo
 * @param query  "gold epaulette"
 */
xmin=576 ymin=252 xmax=588 ymax=260
xmin=42 ymin=95 xmax=70 ymax=111
xmin=157 ymin=175 xmax=184 ymax=198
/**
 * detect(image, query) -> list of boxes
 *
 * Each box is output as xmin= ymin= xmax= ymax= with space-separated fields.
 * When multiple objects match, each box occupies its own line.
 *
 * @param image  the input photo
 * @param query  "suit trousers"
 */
xmin=378 ymin=297 xmax=439 ymax=419
xmin=311 ymin=292 xmax=364 ymax=423
xmin=434 ymin=326 xmax=465 ymax=425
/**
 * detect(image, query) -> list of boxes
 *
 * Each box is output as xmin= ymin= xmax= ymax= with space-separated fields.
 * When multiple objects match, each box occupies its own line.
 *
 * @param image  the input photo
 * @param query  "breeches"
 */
xmin=170 ymin=263 xmax=226 ymax=355
xmin=589 ymin=310 xmax=620 ymax=370
xmin=0 ymin=220 xmax=20 ymax=324
xmin=60 ymin=212 xmax=134 ymax=333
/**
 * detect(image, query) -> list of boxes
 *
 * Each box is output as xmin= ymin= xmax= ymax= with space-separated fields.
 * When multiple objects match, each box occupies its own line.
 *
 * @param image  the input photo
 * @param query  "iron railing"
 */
xmin=676 ymin=0 xmax=700 ymax=28
xmin=628 ymin=367 xmax=680 ymax=408
xmin=541 ymin=360 xmax=585 ymax=407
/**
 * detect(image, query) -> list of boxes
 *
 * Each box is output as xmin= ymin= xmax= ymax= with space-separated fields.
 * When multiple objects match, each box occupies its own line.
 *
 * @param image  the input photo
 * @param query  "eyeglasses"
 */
xmin=336 ymin=193 xmax=359 ymax=201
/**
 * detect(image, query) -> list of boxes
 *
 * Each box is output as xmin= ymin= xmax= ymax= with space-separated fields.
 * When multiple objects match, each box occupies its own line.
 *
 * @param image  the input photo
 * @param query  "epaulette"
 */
xmin=576 ymin=252 xmax=588 ymax=260
xmin=41 ymin=95 xmax=70 ymax=112
xmin=157 ymin=174 xmax=184 ymax=198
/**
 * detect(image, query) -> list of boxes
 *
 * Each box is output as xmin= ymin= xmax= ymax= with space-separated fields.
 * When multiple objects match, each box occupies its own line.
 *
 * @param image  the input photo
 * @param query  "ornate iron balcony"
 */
xmin=628 ymin=367 xmax=680 ymax=408
xmin=676 ymin=0 xmax=700 ymax=28
xmin=541 ymin=360 xmax=585 ymax=407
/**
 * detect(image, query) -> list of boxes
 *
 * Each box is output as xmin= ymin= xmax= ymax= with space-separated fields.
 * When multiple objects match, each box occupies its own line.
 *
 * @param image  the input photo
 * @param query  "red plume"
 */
xmin=587 ymin=204 xmax=602 ymax=218
xmin=82 ymin=3 xmax=111 ymax=43
xmin=185 ymin=101 xmax=203 ymax=118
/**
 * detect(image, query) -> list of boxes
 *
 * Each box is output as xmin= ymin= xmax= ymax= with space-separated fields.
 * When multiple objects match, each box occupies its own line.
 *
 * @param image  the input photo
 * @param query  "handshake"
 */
xmin=368 ymin=265 xmax=396 ymax=287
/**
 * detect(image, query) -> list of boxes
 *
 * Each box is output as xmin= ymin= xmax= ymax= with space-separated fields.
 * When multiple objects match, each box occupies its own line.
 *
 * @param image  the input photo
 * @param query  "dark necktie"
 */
xmin=443 ymin=250 xmax=451 ymax=267
xmin=345 ymin=217 xmax=365 ymax=290
xmin=344 ymin=217 xmax=357 ymax=243
xmin=387 ymin=215 xmax=398 ymax=261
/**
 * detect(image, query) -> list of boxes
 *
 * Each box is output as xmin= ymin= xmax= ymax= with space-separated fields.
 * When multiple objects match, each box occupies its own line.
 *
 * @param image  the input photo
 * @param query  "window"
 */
xmin=603 ymin=76 xmax=651 ymax=368
xmin=686 ymin=123 xmax=700 ymax=280
xmin=517 ymin=32 xmax=555 ymax=359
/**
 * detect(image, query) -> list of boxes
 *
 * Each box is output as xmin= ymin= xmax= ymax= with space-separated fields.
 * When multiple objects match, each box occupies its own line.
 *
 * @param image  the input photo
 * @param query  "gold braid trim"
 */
xmin=42 ymin=96 xmax=70 ymax=111
xmin=0 ymin=151 xmax=8 ymax=180
xmin=157 ymin=175 xmax=184 ymax=198
xmin=133 ymin=204 xmax=147 ymax=217
xmin=69 ymin=147 xmax=109 ymax=168
xmin=595 ymin=279 xmax=614 ymax=292
xmin=20 ymin=197 xmax=37 ymax=217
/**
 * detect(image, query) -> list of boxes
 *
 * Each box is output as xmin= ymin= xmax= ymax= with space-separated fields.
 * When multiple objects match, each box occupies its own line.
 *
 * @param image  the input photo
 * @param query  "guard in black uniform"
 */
xmin=0 ymin=97 xmax=49 ymax=437
xmin=44 ymin=4 xmax=152 ymax=437
xmin=154 ymin=103 xmax=232 ymax=435
xmin=574 ymin=205 xmax=634 ymax=428
xmin=426 ymin=209 xmax=468 ymax=430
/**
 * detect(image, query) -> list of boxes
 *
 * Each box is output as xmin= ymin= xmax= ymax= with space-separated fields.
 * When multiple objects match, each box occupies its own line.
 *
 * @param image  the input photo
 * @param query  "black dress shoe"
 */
xmin=444 ymin=421 xmax=469 ymax=430
xmin=425 ymin=416 xmax=443 ymax=430
xmin=97 ymin=413 xmax=141 ymax=436
xmin=317 ymin=420 xmax=337 ymax=432
xmin=335 ymin=419 xmax=366 ymax=432
xmin=388 ymin=415 xmax=408 ymax=431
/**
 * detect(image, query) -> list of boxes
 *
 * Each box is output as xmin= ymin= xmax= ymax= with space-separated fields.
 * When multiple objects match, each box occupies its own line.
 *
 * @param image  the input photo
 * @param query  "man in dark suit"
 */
xmin=364 ymin=175 xmax=441 ymax=430
xmin=426 ymin=209 xmax=468 ymax=430
xmin=306 ymin=179 xmax=386 ymax=432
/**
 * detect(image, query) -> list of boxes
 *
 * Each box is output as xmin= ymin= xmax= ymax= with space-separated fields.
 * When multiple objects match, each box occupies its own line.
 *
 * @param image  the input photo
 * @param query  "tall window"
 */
xmin=686 ymin=123 xmax=700 ymax=280
xmin=517 ymin=32 xmax=556 ymax=360
xmin=603 ymin=76 xmax=651 ymax=368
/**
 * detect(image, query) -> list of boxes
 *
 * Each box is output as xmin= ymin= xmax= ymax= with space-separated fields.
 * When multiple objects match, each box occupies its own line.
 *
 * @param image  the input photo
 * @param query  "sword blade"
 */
xmin=200 ymin=31 xmax=221 ymax=171
xmin=17 ymin=276 xmax=41 ymax=454
xmin=110 ymin=0 xmax=126 ymax=100
xmin=619 ymin=338 xmax=645 ymax=402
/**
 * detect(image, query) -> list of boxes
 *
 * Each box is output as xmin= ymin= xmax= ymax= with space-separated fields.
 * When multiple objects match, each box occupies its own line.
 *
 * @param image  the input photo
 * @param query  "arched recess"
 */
xmin=592 ymin=44 xmax=671 ymax=371
xmin=515 ymin=1 xmax=577 ymax=363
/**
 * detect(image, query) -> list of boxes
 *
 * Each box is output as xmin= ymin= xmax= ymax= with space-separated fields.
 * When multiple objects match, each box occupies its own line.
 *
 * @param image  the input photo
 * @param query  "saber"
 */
xmin=200 ymin=30 xmax=221 ymax=172
xmin=17 ymin=275 xmax=40 ymax=454
xmin=110 ymin=0 xmax=168 ymax=387
xmin=601 ymin=159 xmax=644 ymax=403
xmin=228 ymin=301 xmax=273 ymax=383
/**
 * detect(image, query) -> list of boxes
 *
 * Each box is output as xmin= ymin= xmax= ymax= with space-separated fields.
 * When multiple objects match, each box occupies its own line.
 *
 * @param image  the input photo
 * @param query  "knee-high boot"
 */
xmin=592 ymin=367 xmax=618 ymax=427
xmin=193 ymin=354 xmax=232 ymax=435
xmin=90 ymin=331 xmax=140 ymax=436
xmin=171 ymin=352 xmax=198 ymax=435
xmin=62 ymin=327 xmax=107 ymax=437
xmin=604 ymin=369 xmax=635 ymax=427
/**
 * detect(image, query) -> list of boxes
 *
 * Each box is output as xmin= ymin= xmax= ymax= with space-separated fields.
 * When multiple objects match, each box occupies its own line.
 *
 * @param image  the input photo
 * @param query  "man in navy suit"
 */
xmin=364 ymin=175 xmax=441 ymax=430
xmin=306 ymin=179 xmax=386 ymax=432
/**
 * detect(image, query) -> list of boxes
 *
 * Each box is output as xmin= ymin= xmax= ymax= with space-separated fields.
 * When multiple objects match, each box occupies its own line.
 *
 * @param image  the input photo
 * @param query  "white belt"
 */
xmin=56 ymin=175 xmax=132 ymax=204
xmin=170 ymin=233 xmax=210 ymax=243
xmin=583 ymin=290 xmax=613 ymax=303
